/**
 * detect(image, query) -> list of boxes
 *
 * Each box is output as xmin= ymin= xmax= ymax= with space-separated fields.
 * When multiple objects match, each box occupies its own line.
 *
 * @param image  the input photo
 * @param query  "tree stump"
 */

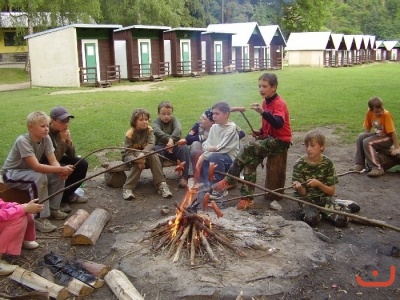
xmin=0 ymin=182 xmax=30 ymax=204
xmin=264 ymin=151 xmax=288 ymax=201
xmin=71 ymin=208 xmax=111 ymax=245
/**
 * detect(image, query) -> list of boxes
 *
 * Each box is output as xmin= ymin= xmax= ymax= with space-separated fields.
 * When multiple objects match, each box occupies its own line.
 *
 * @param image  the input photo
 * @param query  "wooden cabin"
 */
xmin=258 ymin=25 xmax=286 ymax=70
xmin=285 ymin=32 xmax=334 ymax=67
xmin=25 ymin=24 xmax=122 ymax=87
xmin=163 ymin=27 xmax=206 ymax=77
xmin=343 ymin=35 xmax=356 ymax=66
xmin=206 ymin=22 xmax=266 ymax=72
xmin=113 ymin=25 xmax=171 ymax=81
xmin=379 ymin=41 xmax=400 ymax=61
xmin=329 ymin=33 xmax=346 ymax=67
xmin=353 ymin=35 xmax=366 ymax=64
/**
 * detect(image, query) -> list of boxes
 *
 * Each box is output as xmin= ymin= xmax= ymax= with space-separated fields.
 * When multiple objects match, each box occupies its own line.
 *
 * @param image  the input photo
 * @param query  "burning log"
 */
xmin=9 ymin=267 xmax=69 ymax=300
xmin=104 ymin=269 xmax=144 ymax=300
xmin=63 ymin=209 xmax=89 ymax=237
xmin=172 ymin=224 xmax=192 ymax=262
xmin=71 ymin=208 xmax=111 ymax=245
xmin=199 ymin=230 xmax=220 ymax=264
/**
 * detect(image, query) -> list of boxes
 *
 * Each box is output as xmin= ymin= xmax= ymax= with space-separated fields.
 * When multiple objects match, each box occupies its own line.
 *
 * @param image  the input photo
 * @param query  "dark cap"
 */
xmin=203 ymin=108 xmax=213 ymax=122
xmin=50 ymin=106 xmax=74 ymax=121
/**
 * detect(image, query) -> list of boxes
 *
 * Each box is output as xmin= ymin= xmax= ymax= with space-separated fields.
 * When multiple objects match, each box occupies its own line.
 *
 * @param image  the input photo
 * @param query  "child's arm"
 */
xmin=305 ymin=179 xmax=335 ymax=196
xmin=389 ymin=131 xmax=400 ymax=155
xmin=24 ymin=155 xmax=73 ymax=177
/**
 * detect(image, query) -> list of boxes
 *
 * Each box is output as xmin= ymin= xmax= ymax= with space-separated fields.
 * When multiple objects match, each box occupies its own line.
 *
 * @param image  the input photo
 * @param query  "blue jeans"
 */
xmin=201 ymin=153 xmax=233 ymax=185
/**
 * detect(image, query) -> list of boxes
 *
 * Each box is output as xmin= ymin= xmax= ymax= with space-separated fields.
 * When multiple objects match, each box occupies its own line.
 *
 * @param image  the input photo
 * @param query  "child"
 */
xmin=122 ymin=109 xmax=172 ymax=200
xmin=153 ymin=101 xmax=190 ymax=188
xmin=212 ymin=73 xmax=292 ymax=210
xmin=351 ymin=96 xmax=400 ymax=177
xmin=0 ymin=198 xmax=43 ymax=275
xmin=292 ymin=129 xmax=359 ymax=228
xmin=195 ymin=102 xmax=240 ymax=197
xmin=1 ymin=112 xmax=74 ymax=233
xmin=41 ymin=106 xmax=89 ymax=213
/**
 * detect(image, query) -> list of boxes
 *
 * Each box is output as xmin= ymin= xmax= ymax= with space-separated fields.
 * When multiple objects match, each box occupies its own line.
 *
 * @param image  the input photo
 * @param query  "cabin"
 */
xmin=285 ymin=32 xmax=334 ymax=67
xmin=206 ymin=22 xmax=266 ymax=72
xmin=329 ymin=33 xmax=346 ymax=67
xmin=113 ymin=25 xmax=171 ymax=81
xmin=353 ymin=35 xmax=366 ymax=64
xmin=258 ymin=25 xmax=286 ymax=70
xmin=163 ymin=27 xmax=206 ymax=77
xmin=378 ymin=41 xmax=400 ymax=61
xmin=25 ymin=24 xmax=122 ymax=87
xmin=343 ymin=35 xmax=356 ymax=66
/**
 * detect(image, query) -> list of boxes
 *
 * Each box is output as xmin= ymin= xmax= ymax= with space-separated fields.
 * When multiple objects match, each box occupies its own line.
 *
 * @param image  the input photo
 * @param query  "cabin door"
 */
xmin=139 ymin=39 xmax=151 ymax=77
xmin=243 ymin=45 xmax=249 ymax=69
xmin=82 ymin=40 xmax=100 ymax=82
xmin=214 ymin=41 xmax=222 ymax=72
xmin=181 ymin=40 xmax=191 ymax=73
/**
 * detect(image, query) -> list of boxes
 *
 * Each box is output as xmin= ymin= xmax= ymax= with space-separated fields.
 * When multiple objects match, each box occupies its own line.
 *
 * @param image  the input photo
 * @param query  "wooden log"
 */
xmin=199 ymin=231 xmax=220 ymax=264
xmin=190 ymin=222 xmax=197 ymax=266
xmin=63 ymin=209 xmax=90 ymax=237
xmin=0 ymin=182 xmax=31 ymax=204
xmin=377 ymin=149 xmax=400 ymax=171
xmin=71 ymin=208 xmax=111 ymax=245
xmin=104 ymin=269 xmax=144 ymax=300
xmin=0 ymin=291 xmax=49 ymax=300
xmin=167 ymin=226 xmax=183 ymax=258
xmin=75 ymin=259 xmax=111 ymax=278
xmin=172 ymin=223 xmax=192 ymax=262
xmin=265 ymin=150 xmax=288 ymax=201
xmin=9 ymin=267 xmax=69 ymax=300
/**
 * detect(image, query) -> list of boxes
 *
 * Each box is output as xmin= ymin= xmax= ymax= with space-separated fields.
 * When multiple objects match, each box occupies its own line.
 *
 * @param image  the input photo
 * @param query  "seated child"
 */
xmin=351 ymin=96 xmax=400 ymax=177
xmin=153 ymin=101 xmax=190 ymax=188
xmin=0 ymin=198 xmax=43 ymax=275
xmin=122 ymin=109 xmax=172 ymax=200
xmin=292 ymin=129 xmax=360 ymax=228
xmin=1 ymin=112 xmax=74 ymax=233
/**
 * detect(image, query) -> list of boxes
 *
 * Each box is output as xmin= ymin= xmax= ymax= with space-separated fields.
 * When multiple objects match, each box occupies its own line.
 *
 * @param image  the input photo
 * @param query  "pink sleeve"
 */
xmin=0 ymin=199 xmax=26 ymax=221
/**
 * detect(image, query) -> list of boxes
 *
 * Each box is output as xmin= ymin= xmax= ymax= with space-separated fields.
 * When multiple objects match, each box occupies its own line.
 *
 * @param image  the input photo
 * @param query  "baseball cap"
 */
xmin=203 ymin=108 xmax=213 ymax=122
xmin=50 ymin=106 xmax=74 ymax=121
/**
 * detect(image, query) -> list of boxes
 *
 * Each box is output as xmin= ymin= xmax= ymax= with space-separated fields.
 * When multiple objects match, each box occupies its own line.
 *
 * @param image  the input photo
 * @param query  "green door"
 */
xmin=140 ymin=41 xmax=150 ymax=77
xmin=181 ymin=41 xmax=190 ymax=73
xmin=243 ymin=46 xmax=249 ymax=69
xmin=85 ymin=43 xmax=97 ymax=82
xmin=215 ymin=42 xmax=222 ymax=72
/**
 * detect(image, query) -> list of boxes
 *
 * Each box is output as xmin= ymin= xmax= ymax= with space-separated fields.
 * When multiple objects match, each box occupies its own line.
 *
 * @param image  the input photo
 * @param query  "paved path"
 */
xmin=0 ymin=82 xmax=30 ymax=92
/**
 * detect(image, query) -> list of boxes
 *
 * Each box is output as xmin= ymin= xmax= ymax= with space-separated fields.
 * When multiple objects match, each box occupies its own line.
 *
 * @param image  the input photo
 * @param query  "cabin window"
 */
xmin=4 ymin=32 xmax=25 ymax=46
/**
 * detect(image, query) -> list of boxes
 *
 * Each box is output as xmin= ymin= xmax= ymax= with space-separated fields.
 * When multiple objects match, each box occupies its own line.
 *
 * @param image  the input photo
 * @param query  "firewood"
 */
xmin=71 ymin=208 xmax=111 ymax=245
xmin=199 ymin=230 xmax=220 ymax=264
xmin=167 ymin=226 xmax=183 ymax=258
xmin=190 ymin=222 xmax=197 ymax=265
xmin=0 ymin=291 xmax=49 ymax=300
xmin=75 ymin=259 xmax=111 ymax=279
xmin=9 ymin=267 xmax=69 ymax=300
xmin=173 ymin=223 xmax=192 ymax=262
xmin=104 ymin=269 xmax=144 ymax=300
xmin=63 ymin=209 xmax=89 ymax=237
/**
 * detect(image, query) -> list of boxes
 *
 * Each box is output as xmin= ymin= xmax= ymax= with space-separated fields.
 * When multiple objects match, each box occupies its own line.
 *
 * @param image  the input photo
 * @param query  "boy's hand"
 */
xmin=391 ymin=147 xmax=400 ymax=156
xmin=177 ymin=139 xmax=187 ymax=146
xmin=60 ymin=130 xmax=72 ymax=145
xmin=252 ymin=130 xmax=261 ymax=138
xmin=306 ymin=178 xmax=321 ymax=188
xmin=166 ymin=138 xmax=174 ymax=153
xmin=250 ymin=103 xmax=263 ymax=114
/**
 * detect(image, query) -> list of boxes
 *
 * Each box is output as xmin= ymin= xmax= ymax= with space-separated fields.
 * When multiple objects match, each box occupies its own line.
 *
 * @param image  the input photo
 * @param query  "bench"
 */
xmin=377 ymin=149 xmax=400 ymax=171
xmin=0 ymin=177 xmax=31 ymax=204
xmin=264 ymin=150 xmax=288 ymax=201
xmin=101 ymin=160 xmax=176 ymax=188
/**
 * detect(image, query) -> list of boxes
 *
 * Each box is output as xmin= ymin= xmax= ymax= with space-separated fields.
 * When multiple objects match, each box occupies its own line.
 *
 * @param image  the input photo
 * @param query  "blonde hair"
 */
xmin=27 ymin=111 xmax=50 ymax=126
xmin=304 ymin=129 xmax=325 ymax=147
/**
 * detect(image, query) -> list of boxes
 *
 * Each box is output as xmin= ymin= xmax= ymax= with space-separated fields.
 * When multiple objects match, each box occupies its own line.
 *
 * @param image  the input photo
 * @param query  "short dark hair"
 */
xmin=158 ymin=101 xmax=174 ymax=113
xmin=368 ymin=96 xmax=383 ymax=110
xmin=212 ymin=101 xmax=230 ymax=114
xmin=130 ymin=108 xmax=150 ymax=128
xmin=259 ymin=73 xmax=278 ymax=87
xmin=304 ymin=129 xmax=325 ymax=147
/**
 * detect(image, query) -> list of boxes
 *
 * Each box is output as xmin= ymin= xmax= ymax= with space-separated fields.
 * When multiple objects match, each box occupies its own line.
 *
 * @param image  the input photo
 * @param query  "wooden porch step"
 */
xmin=151 ymin=75 xmax=163 ymax=82
xmin=191 ymin=72 xmax=201 ymax=78
xmin=96 ymin=81 xmax=112 ymax=88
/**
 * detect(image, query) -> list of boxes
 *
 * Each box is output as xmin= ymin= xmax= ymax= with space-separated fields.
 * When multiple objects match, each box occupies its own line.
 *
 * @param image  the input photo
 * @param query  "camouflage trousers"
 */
xmin=225 ymin=136 xmax=290 ymax=198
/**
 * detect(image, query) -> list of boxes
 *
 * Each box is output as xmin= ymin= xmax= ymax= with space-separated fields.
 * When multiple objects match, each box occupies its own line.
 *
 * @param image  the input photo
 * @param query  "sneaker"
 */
xmin=60 ymin=203 xmax=72 ymax=213
xmin=212 ymin=178 xmax=233 ymax=193
xmin=367 ymin=168 xmax=384 ymax=177
xmin=50 ymin=209 xmax=69 ymax=220
xmin=335 ymin=199 xmax=361 ymax=213
xmin=236 ymin=199 xmax=254 ymax=210
xmin=0 ymin=260 xmax=18 ymax=276
xmin=349 ymin=164 xmax=364 ymax=172
xmin=35 ymin=218 xmax=57 ymax=233
xmin=22 ymin=240 xmax=39 ymax=250
xmin=158 ymin=182 xmax=173 ymax=198
xmin=178 ymin=178 xmax=188 ymax=188
xmin=122 ymin=189 xmax=135 ymax=200
xmin=69 ymin=194 xmax=88 ymax=203
xmin=209 ymin=189 xmax=228 ymax=200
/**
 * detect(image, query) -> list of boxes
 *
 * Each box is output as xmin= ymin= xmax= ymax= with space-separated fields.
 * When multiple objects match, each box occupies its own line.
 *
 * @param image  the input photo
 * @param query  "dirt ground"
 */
xmin=1 ymin=127 xmax=399 ymax=299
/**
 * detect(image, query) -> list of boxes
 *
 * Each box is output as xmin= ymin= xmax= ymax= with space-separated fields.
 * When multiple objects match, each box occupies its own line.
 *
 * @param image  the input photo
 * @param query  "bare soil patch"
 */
xmin=1 ymin=127 xmax=399 ymax=299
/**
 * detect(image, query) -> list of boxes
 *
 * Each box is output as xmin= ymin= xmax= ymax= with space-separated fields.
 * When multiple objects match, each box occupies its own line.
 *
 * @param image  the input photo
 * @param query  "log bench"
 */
xmin=0 ymin=177 xmax=30 ymax=203
xmin=101 ymin=160 xmax=176 ymax=188
xmin=377 ymin=149 xmax=400 ymax=171
xmin=264 ymin=150 xmax=288 ymax=201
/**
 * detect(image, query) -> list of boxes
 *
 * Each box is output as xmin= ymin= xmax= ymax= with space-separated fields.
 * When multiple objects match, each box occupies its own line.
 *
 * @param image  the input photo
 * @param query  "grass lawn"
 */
xmin=0 ymin=67 xmax=30 ymax=84
xmin=0 ymin=63 xmax=399 ymax=170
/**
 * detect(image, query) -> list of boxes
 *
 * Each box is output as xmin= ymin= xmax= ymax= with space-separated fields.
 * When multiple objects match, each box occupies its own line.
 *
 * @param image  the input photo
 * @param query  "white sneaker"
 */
xmin=158 ymin=182 xmax=172 ymax=198
xmin=22 ymin=240 xmax=39 ymax=250
xmin=122 ymin=189 xmax=135 ymax=200
xmin=209 ymin=189 xmax=228 ymax=200
xmin=0 ymin=260 xmax=18 ymax=276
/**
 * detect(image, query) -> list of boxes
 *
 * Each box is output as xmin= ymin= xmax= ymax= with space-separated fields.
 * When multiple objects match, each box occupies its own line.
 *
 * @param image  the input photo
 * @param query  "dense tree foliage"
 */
xmin=1 ymin=0 xmax=399 ymax=39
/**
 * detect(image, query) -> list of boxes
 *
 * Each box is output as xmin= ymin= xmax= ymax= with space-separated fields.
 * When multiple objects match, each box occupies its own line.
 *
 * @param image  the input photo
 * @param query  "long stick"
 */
xmin=38 ymin=144 xmax=177 ymax=204
xmin=239 ymin=111 xmax=256 ymax=134
xmin=216 ymin=171 xmax=400 ymax=233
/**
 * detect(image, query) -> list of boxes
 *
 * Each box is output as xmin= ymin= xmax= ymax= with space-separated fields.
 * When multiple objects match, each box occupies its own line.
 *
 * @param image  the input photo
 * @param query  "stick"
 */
xmin=190 ymin=222 xmax=197 ymax=265
xmin=38 ymin=144 xmax=177 ymax=204
xmin=199 ymin=230 xmax=220 ymax=264
xmin=172 ymin=223 xmax=192 ymax=262
xmin=217 ymin=171 xmax=400 ymax=233
xmin=240 ymin=111 xmax=256 ymax=134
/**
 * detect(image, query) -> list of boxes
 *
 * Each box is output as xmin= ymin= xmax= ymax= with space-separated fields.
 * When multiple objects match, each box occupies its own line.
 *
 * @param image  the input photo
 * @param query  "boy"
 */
xmin=351 ymin=96 xmax=400 ymax=177
xmin=41 ymin=106 xmax=88 ymax=213
xmin=195 ymin=102 xmax=240 ymax=191
xmin=292 ymin=129 xmax=359 ymax=228
xmin=153 ymin=101 xmax=190 ymax=188
xmin=1 ymin=112 xmax=74 ymax=233
xmin=211 ymin=73 xmax=292 ymax=210
xmin=122 ymin=108 xmax=172 ymax=200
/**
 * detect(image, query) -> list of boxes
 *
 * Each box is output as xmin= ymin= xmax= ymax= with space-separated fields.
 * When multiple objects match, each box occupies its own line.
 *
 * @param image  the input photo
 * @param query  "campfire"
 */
xmin=146 ymin=178 xmax=246 ymax=265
